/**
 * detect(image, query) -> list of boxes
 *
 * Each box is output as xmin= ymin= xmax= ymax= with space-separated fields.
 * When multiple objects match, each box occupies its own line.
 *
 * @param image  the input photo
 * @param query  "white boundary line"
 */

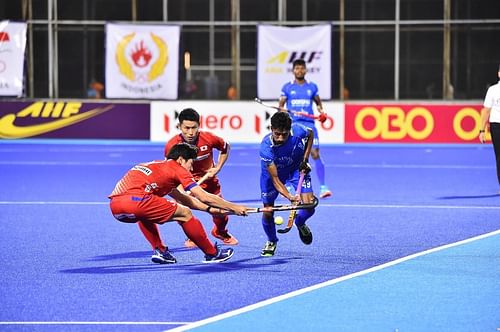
xmin=166 ymin=229 xmax=500 ymax=332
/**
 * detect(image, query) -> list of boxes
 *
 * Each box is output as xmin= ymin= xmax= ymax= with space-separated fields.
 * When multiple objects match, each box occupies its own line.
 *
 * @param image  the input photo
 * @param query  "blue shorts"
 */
xmin=260 ymin=169 xmax=313 ymax=205
xmin=295 ymin=120 xmax=319 ymax=149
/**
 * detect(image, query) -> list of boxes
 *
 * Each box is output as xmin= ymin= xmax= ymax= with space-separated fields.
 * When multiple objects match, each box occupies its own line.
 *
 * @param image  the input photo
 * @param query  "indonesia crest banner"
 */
xmin=257 ymin=24 xmax=331 ymax=100
xmin=105 ymin=23 xmax=180 ymax=99
xmin=0 ymin=21 xmax=27 ymax=97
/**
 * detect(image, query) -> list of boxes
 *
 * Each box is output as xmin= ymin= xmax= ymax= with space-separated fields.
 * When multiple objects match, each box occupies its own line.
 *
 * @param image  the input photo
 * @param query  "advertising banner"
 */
xmin=150 ymin=101 xmax=344 ymax=144
xmin=105 ymin=23 xmax=180 ymax=99
xmin=345 ymin=103 xmax=487 ymax=143
xmin=0 ymin=101 xmax=150 ymax=139
xmin=0 ymin=21 xmax=27 ymax=97
xmin=257 ymin=24 xmax=331 ymax=100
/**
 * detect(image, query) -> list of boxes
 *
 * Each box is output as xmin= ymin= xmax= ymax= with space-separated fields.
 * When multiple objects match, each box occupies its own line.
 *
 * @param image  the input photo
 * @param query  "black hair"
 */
xmin=178 ymin=108 xmax=200 ymax=124
xmin=292 ymin=59 xmax=306 ymax=68
xmin=167 ymin=142 xmax=198 ymax=160
xmin=270 ymin=112 xmax=292 ymax=131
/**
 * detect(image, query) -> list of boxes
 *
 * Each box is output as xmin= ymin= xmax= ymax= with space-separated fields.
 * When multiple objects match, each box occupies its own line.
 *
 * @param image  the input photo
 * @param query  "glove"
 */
xmin=319 ymin=113 xmax=327 ymax=123
xmin=299 ymin=160 xmax=312 ymax=174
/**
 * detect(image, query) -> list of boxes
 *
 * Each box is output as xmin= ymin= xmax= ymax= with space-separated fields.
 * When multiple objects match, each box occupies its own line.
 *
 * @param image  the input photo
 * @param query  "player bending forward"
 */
xmin=109 ymin=143 xmax=248 ymax=264
xmin=165 ymin=108 xmax=239 ymax=248
xmin=259 ymin=111 xmax=317 ymax=257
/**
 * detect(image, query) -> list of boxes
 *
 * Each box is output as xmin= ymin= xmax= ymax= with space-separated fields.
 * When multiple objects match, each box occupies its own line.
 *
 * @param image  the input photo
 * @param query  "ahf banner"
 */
xmin=0 ymin=21 xmax=27 ymax=97
xmin=257 ymin=24 xmax=331 ymax=100
xmin=105 ymin=23 xmax=180 ymax=99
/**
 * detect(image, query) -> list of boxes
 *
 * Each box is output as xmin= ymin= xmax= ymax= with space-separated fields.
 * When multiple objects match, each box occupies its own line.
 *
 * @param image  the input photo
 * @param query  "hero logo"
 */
xmin=164 ymin=113 xmax=243 ymax=133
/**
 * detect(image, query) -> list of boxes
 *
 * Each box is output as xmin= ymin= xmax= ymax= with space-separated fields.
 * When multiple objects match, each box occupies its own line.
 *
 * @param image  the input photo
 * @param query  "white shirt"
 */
xmin=483 ymin=79 xmax=500 ymax=123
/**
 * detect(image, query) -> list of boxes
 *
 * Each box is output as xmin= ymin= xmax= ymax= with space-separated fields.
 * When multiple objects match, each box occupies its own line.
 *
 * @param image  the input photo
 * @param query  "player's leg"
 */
xmin=491 ymin=123 xmax=500 ymax=187
xmin=294 ymin=174 xmax=315 ymax=245
xmin=137 ymin=221 xmax=167 ymax=252
xmin=109 ymin=195 xmax=175 ymax=264
xmin=207 ymin=181 xmax=239 ymax=245
xmin=260 ymin=175 xmax=279 ymax=256
xmin=300 ymin=122 xmax=332 ymax=198
xmin=172 ymin=204 xmax=234 ymax=263
xmin=311 ymin=124 xmax=332 ymax=198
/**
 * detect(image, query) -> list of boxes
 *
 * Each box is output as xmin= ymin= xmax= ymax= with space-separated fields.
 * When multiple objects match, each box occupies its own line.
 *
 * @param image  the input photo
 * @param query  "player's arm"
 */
xmin=479 ymin=106 xmax=491 ymax=143
xmin=208 ymin=142 xmax=230 ymax=178
xmin=189 ymin=185 xmax=248 ymax=216
xmin=169 ymin=188 xmax=225 ymax=214
xmin=313 ymin=95 xmax=324 ymax=114
xmin=314 ymin=95 xmax=328 ymax=123
xmin=267 ymin=163 xmax=299 ymax=204
xmin=302 ymin=128 xmax=314 ymax=162
xmin=278 ymin=93 xmax=289 ymax=112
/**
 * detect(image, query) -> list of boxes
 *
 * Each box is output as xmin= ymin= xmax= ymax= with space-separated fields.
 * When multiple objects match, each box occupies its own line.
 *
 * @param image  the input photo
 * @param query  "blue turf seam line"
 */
xmin=165 ymin=229 xmax=500 ymax=332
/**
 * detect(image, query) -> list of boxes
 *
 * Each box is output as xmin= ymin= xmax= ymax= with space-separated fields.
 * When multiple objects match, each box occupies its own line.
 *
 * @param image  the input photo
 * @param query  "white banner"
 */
xmin=150 ymin=101 xmax=344 ymax=144
xmin=105 ymin=23 xmax=180 ymax=99
xmin=257 ymin=24 xmax=331 ymax=100
xmin=0 ymin=21 xmax=27 ymax=97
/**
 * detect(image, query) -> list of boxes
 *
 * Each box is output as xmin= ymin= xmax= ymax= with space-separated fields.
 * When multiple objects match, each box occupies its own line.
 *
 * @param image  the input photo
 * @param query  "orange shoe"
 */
xmin=211 ymin=227 xmax=239 ymax=245
xmin=184 ymin=238 xmax=198 ymax=248
xmin=320 ymin=185 xmax=332 ymax=199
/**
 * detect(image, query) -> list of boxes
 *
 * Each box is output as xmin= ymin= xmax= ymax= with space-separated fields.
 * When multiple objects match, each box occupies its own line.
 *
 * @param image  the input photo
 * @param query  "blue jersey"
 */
xmin=280 ymin=80 xmax=319 ymax=124
xmin=260 ymin=123 xmax=309 ymax=177
xmin=259 ymin=123 xmax=313 ymax=204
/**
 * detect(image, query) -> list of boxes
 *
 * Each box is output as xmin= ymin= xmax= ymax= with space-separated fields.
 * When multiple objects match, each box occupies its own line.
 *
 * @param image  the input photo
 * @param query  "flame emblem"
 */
xmin=115 ymin=32 xmax=168 ymax=82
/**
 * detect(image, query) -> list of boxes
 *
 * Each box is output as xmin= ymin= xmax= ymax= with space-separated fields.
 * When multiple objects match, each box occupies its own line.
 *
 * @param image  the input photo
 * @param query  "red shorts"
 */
xmin=109 ymin=194 xmax=177 ymax=224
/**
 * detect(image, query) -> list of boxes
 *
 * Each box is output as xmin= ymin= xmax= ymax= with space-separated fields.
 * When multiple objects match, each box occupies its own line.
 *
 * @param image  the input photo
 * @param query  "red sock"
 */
xmin=213 ymin=215 xmax=229 ymax=234
xmin=181 ymin=217 xmax=216 ymax=255
xmin=137 ymin=221 xmax=166 ymax=251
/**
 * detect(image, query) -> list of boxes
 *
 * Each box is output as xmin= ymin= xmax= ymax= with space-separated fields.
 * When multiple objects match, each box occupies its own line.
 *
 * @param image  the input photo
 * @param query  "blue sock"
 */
xmin=262 ymin=215 xmax=278 ymax=242
xmin=314 ymin=157 xmax=326 ymax=186
xmin=294 ymin=208 xmax=315 ymax=227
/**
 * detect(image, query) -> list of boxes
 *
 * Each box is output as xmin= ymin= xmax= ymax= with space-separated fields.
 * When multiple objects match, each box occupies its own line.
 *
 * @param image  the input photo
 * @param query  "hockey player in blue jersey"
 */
xmin=278 ymin=58 xmax=332 ymax=199
xmin=259 ymin=111 xmax=316 ymax=257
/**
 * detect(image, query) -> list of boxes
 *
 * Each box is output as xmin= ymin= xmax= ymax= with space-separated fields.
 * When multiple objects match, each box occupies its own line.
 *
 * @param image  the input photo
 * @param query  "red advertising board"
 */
xmin=0 ymin=101 xmax=150 ymax=139
xmin=345 ymin=104 xmax=489 ymax=143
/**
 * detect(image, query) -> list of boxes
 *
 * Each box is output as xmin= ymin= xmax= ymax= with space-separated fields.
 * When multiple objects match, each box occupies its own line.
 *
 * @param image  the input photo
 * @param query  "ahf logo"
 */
xmin=115 ymin=32 xmax=168 ymax=83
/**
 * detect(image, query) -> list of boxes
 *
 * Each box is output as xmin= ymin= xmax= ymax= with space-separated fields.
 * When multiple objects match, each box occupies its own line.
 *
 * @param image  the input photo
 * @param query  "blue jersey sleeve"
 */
xmin=291 ymin=122 xmax=309 ymax=140
xmin=259 ymin=135 xmax=274 ymax=167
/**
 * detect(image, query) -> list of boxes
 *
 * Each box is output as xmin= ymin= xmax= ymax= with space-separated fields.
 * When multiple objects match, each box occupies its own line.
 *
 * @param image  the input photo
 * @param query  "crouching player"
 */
xmin=259 ymin=111 xmax=316 ymax=257
xmin=109 ymin=143 xmax=248 ymax=264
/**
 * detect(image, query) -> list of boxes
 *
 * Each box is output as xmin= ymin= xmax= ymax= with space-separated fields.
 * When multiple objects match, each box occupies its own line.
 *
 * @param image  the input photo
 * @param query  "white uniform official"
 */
xmin=480 ymin=65 xmax=500 ymax=186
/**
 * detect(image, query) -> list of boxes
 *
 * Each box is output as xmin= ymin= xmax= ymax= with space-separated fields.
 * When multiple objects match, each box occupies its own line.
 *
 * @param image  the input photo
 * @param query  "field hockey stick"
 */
xmin=245 ymin=198 xmax=318 ymax=214
xmin=255 ymin=98 xmax=323 ymax=121
xmin=254 ymin=98 xmax=284 ymax=111
xmin=277 ymin=172 xmax=305 ymax=233
xmin=185 ymin=173 xmax=211 ymax=195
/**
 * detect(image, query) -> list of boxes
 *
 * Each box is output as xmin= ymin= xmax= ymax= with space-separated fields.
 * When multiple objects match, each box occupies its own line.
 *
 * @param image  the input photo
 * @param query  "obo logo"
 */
xmin=355 ymin=107 xmax=434 ymax=140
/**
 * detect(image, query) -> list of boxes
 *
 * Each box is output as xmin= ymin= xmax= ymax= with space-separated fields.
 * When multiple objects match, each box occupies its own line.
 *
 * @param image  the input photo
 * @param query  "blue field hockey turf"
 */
xmin=0 ymin=141 xmax=498 ymax=331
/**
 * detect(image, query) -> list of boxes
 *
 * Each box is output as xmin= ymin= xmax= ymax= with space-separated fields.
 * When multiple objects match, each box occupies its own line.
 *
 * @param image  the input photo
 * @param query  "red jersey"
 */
xmin=109 ymin=159 xmax=196 ymax=198
xmin=164 ymin=131 xmax=228 ymax=178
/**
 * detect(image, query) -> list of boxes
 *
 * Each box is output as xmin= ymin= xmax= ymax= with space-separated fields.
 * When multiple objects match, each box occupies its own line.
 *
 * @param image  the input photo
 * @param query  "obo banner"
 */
xmin=105 ymin=23 xmax=180 ymax=99
xmin=257 ymin=24 xmax=331 ymax=100
xmin=0 ymin=21 xmax=27 ymax=97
